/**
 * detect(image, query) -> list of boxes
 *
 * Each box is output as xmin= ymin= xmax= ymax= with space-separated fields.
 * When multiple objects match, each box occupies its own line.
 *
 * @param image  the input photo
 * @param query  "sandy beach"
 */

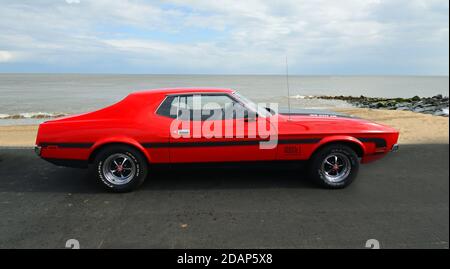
xmin=0 ymin=109 xmax=448 ymax=147
xmin=333 ymin=108 xmax=449 ymax=144
xmin=0 ymin=125 xmax=38 ymax=147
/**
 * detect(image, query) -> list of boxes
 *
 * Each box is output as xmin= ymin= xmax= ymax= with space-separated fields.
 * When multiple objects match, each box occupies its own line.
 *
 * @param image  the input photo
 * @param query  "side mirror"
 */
xmin=265 ymin=107 xmax=276 ymax=115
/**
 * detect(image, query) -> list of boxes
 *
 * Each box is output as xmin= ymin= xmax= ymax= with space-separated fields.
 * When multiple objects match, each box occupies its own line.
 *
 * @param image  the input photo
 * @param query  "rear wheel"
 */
xmin=94 ymin=145 xmax=148 ymax=192
xmin=308 ymin=144 xmax=359 ymax=189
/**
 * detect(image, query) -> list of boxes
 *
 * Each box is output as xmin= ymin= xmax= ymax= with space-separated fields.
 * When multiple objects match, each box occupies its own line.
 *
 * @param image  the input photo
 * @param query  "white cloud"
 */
xmin=0 ymin=51 xmax=14 ymax=62
xmin=0 ymin=0 xmax=448 ymax=74
xmin=65 ymin=0 xmax=81 ymax=4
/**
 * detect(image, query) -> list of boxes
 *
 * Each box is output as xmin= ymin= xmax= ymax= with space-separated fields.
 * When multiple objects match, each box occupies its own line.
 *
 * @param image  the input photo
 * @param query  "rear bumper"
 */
xmin=35 ymin=145 xmax=87 ymax=168
xmin=391 ymin=143 xmax=399 ymax=152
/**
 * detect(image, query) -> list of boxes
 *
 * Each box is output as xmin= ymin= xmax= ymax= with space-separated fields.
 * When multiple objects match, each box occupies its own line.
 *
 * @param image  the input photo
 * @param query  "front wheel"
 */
xmin=94 ymin=145 xmax=148 ymax=192
xmin=308 ymin=144 xmax=359 ymax=189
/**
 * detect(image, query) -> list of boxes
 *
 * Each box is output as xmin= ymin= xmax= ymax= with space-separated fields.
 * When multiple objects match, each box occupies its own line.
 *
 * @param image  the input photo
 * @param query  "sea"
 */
xmin=0 ymin=74 xmax=448 ymax=126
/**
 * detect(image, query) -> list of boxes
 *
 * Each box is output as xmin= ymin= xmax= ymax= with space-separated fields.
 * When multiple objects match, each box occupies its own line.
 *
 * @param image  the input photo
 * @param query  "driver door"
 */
xmin=168 ymin=93 xmax=277 ymax=163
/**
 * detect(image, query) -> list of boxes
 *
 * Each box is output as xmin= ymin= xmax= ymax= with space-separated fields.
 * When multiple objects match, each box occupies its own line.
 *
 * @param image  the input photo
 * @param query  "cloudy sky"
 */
xmin=0 ymin=0 xmax=448 ymax=75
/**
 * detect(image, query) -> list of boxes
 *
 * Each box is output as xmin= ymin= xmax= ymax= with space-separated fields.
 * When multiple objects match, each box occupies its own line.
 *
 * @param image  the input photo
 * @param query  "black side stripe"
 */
xmin=142 ymin=138 xmax=322 ymax=148
xmin=356 ymin=137 xmax=387 ymax=148
xmin=39 ymin=137 xmax=386 ymax=149
xmin=40 ymin=143 xmax=93 ymax=148
xmin=278 ymin=138 xmax=321 ymax=144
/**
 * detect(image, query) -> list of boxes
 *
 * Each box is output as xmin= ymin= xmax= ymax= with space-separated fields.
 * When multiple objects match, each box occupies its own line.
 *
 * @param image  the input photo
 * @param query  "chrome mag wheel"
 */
xmin=102 ymin=153 xmax=136 ymax=185
xmin=321 ymin=153 xmax=351 ymax=183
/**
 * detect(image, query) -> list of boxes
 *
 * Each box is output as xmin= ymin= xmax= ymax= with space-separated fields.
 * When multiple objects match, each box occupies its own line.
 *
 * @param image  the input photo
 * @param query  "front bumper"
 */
xmin=362 ymin=143 xmax=399 ymax=163
xmin=34 ymin=145 xmax=41 ymax=156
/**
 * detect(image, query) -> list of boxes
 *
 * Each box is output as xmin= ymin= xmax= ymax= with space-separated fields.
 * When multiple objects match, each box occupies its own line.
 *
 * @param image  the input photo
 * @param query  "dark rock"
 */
xmin=433 ymin=111 xmax=446 ymax=116
xmin=424 ymin=106 xmax=438 ymax=111
xmin=396 ymin=102 xmax=410 ymax=108
xmin=316 ymin=94 xmax=448 ymax=117
xmin=375 ymin=102 xmax=387 ymax=108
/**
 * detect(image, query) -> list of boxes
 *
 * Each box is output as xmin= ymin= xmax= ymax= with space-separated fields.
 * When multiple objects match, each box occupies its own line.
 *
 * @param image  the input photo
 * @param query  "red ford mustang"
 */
xmin=35 ymin=88 xmax=399 ymax=192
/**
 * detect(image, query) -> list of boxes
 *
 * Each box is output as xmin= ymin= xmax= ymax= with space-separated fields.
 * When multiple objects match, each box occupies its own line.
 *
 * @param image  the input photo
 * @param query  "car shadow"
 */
xmin=0 ymin=148 xmax=316 ymax=193
xmin=143 ymin=162 xmax=317 ymax=191
xmin=0 ymin=143 xmax=448 ymax=194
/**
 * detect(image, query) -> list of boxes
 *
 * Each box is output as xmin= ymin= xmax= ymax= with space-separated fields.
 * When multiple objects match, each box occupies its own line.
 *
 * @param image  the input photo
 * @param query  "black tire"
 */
xmin=308 ymin=144 xmax=359 ymax=189
xmin=93 ymin=145 xmax=148 ymax=192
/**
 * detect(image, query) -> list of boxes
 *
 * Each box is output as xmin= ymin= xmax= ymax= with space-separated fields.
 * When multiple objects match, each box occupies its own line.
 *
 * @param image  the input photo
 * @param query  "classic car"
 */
xmin=35 ymin=88 xmax=399 ymax=192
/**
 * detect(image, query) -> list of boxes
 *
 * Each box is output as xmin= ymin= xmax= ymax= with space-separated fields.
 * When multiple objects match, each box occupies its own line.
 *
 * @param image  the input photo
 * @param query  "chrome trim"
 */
xmin=391 ymin=144 xmax=399 ymax=152
xmin=34 ymin=145 xmax=41 ymax=156
xmin=155 ymin=91 xmax=261 ymax=120
xmin=165 ymin=91 xmax=234 ymax=97
xmin=154 ymin=92 xmax=235 ymax=117
xmin=102 ymin=153 xmax=136 ymax=185
xmin=176 ymin=95 xmax=180 ymax=120
xmin=321 ymin=152 xmax=352 ymax=183
xmin=230 ymin=91 xmax=262 ymax=118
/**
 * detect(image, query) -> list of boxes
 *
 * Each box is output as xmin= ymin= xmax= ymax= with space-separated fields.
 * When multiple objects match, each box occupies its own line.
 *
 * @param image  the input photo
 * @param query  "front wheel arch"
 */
xmin=310 ymin=139 xmax=365 ymax=159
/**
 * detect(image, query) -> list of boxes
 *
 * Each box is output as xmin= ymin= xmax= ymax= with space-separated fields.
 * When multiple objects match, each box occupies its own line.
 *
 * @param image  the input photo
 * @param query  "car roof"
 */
xmin=130 ymin=87 xmax=235 ymax=96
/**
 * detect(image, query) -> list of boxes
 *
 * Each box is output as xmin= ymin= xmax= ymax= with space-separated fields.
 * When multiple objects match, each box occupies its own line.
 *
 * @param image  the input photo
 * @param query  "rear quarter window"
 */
xmin=156 ymin=96 xmax=177 ymax=118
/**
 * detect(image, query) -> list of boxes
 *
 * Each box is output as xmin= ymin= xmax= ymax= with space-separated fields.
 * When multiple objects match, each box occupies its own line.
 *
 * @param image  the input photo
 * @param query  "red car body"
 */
xmin=35 ymin=88 xmax=399 ymax=166
xmin=35 ymin=88 xmax=399 ymax=191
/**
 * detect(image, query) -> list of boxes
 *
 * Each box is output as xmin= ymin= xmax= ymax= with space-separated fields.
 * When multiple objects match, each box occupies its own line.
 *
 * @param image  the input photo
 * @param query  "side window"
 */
xmin=201 ymin=94 xmax=249 ymax=120
xmin=156 ymin=96 xmax=178 ymax=118
xmin=156 ymin=94 xmax=195 ymax=120
xmin=201 ymin=95 xmax=231 ymax=120
xmin=156 ymin=94 xmax=251 ymax=120
xmin=177 ymin=95 xmax=194 ymax=121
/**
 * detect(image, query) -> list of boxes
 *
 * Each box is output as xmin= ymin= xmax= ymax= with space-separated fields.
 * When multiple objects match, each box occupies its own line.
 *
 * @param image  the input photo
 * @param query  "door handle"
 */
xmin=177 ymin=129 xmax=190 ymax=135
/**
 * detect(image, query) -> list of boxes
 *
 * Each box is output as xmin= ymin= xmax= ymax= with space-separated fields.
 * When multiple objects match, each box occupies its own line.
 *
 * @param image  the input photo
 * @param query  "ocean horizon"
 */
xmin=0 ymin=74 xmax=448 ymax=125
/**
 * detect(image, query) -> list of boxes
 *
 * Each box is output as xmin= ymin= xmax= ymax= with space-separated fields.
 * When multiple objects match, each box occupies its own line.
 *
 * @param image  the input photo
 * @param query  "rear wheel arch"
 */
xmin=89 ymin=142 xmax=150 ymax=164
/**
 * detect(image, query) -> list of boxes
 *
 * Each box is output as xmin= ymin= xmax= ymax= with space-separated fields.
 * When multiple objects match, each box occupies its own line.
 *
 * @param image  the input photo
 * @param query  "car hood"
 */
xmin=278 ymin=108 xmax=358 ymax=118
xmin=276 ymin=109 xmax=398 ymax=134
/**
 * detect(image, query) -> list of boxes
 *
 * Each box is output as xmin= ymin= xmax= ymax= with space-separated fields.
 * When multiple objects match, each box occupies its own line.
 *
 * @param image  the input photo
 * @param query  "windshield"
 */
xmin=232 ymin=91 xmax=272 ymax=118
